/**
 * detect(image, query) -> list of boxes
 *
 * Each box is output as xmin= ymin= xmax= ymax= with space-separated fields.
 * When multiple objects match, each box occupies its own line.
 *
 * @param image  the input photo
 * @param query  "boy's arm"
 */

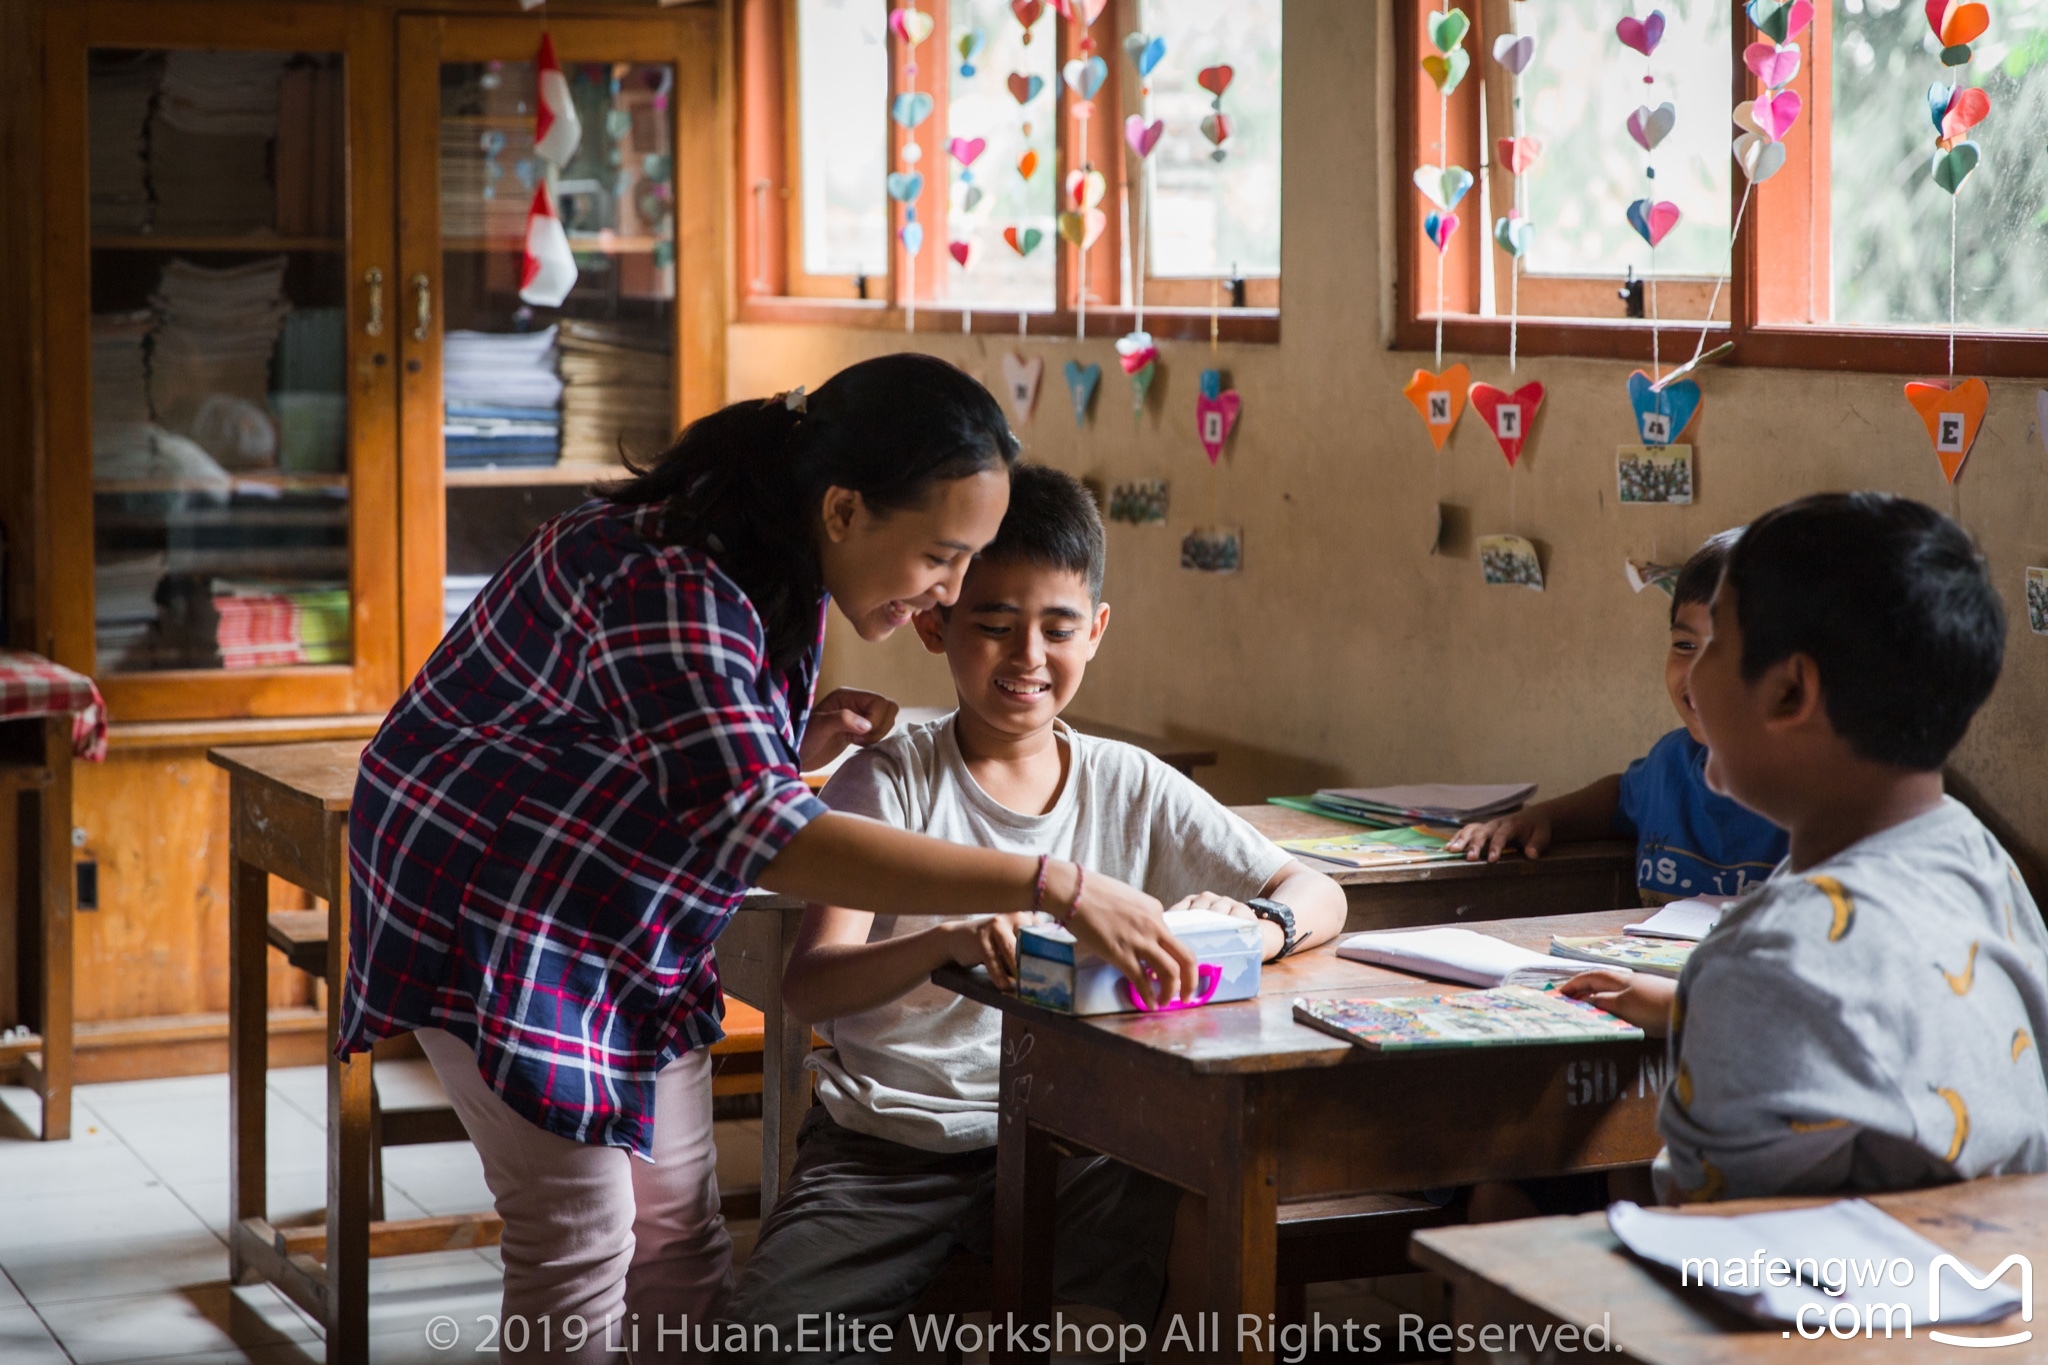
xmin=1446 ymin=773 xmax=1624 ymax=862
xmin=779 ymin=902 xmax=1032 ymax=1024
xmin=1164 ymin=861 xmax=1346 ymax=962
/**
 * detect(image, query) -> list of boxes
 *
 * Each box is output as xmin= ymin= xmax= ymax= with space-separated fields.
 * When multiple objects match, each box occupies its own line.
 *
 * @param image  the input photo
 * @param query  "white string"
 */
xmin=1690 ymin=178 xmax=1752 ymax=366
xmin=1507 ymin=12 xmax=1522 ymax=376
xmin=1434 ymin=81 xmax=1447 ymax=370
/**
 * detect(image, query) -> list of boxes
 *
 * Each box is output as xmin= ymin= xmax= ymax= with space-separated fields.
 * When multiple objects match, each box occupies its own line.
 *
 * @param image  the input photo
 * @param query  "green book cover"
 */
xmin=1274 ymin=824 xmax=1463 ymax=869
xmin=1264 ymin=795 xmax=1402 ymax=829
xmin=1549 ymin=935 xmax=1694 ymax=979
xmin=1291 ymin=984 xmax=1643 ymax=1051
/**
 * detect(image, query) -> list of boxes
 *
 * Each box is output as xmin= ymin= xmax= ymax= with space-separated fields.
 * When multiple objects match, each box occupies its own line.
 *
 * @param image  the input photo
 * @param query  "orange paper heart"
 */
xmin=1017 ymin=149 xmax=1039 ymax=180
xmin=1904 ymin=377 xmax=1988 ymax=483
xmin=1941 ymin=0 xmax=1989 ymax=46
xmin=1403 ymin=365 xmax=1471 ymax=451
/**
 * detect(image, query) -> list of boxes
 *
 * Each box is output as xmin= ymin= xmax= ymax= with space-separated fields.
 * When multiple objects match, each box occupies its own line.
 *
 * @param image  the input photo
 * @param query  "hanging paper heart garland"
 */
xmin=1403 ymin=365 xmax=1471 ymax=451
xmin=519 ymin=182 xmax=577 ymax=307
xmin=1004 ymin=225 xmax=1044 ymax=257
xmin=1196 ymin=369 xmax=1241 ymax=463
xmin=533 ymin=34 xmax=583 ymax=169
xmin=1124 ymin=116 xmax=1163 ymax=159
xmin=1488 ymin=17 xmax=1539 ymax=364
xmin=1746 ymin=0 xmax=1814 ymax=45
xmin=1627 ymin=102 xmax=1676 ymax=152
xmin=1065 ymin=360 xmax=1101 ymax=427
xmin=888 ymin=7 xmax=934 ymax=284
xmin=1469 ymin=381 xmax=1545 ymax=468
xmin=1011 ymin=0 xmax=1044 ymax=43
xmin=1626 ymin=370 xmax=1702 ymax=445
xmin=1123 ymin=32 xmax=1165 ymax=79
xmin=1008 ymin=73 xmax=1043 ymax=105
xmin=1904 ymin=378 xmax=1988 ymax=483
xmin=888 ymin=6 xmax=934 ymax=46
xmin=1424 ymin=212 xmax=1460 ymax=250
xmin=957 ymin=28 xmax=986 ymax=78
xmin=1001 ymin=353 xmax=1043 ymax=422
xmin=1412 ymin=164 xmax=1473 ymax=211
xmin=1616 ymin=11 xmax=1666 ymax=56
xmin=1626 ymin=198 xmax=1682 ymax=247
xmin=1198 ymin=65 xmax=1234 ymax=160
xmin=1116 ymin=330 xmax=1159 ymax=418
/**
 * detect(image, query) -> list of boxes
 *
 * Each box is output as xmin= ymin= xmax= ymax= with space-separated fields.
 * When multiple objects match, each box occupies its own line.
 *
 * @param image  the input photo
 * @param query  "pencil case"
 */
xmin=1015 ymin=908 xmax=1263 ymax=1016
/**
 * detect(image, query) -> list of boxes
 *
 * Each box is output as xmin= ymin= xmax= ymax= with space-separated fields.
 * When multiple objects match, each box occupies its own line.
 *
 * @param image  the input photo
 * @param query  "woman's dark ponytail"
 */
xmin=604 ymin=353 xmax=1018 ymax=669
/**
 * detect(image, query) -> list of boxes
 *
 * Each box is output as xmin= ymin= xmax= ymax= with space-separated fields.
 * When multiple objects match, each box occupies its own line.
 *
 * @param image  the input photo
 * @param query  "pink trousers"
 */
xmin=417 ymin=1028 xmax=734 ymax=1364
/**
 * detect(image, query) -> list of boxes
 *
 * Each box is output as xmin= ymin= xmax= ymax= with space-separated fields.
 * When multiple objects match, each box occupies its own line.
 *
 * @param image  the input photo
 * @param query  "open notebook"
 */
xmin=1335 ymin=927 xmax=1579 ymax=988
xmin=1624 ymin=894 xmax=1738 ymax=941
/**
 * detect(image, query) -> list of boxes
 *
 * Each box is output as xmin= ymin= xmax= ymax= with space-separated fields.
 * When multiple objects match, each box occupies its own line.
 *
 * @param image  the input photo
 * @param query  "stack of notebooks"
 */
xmin=90 ymin=310 xmax=155 ymax=459
xmin=437 ymin=117 xmax=534 ymax=243
xmin=1273 ymin=823 xmax=1465 ymax=870
xmin=211 ymin=581 xmax=350 ymax=670
xmin=557 ymin=320 xmax=674 ymax=467
xmin=150 ymin=51 xmax=286 ymax=236
xmin=88 ymin=52 xmax=160 ymax=234
xmin=1549 ymin=895 xmax=1731 ymax=978
xmin=94 ymin=551 xmax=168 ymax=673
xmin=149 ymin=256 xmax=292 ymax=469
xmin=1271 ymin=783 xmax=1537 ymax=830
xmin=443 ymin=328 xmax=563 ymax=470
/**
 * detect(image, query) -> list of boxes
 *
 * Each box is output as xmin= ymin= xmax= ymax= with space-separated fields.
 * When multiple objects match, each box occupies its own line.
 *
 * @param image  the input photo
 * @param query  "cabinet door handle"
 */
xmin=364 ymin=267 xmax=384 ymax=337
xmin=411 ymin=273 xmax=432 ymax=342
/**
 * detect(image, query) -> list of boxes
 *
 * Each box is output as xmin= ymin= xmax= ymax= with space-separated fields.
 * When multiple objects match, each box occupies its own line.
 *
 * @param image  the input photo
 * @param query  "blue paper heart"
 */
xmin=1065 ymin=360 xmax=1101 ymax=427
xmin=890 ymin=92 xmax=935 ymax=129
xmin=886 ymin=171 xmax=924 ymax=202
xmin=1136 ymin=36 xmax=1165 ymax=75
xmin=1019 ymin=75 xmax=1045 ymax=103
xmin=1928 ymin=81 xmax=1953 ymax=133
xmin=1627 ymin=370 xmax=1700 ymax=447
xmin=900 ymin=221 xmax=924 ymax=255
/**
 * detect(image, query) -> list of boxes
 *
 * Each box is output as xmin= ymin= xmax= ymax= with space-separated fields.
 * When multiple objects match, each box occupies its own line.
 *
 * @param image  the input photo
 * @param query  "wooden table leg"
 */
xmin=34 ymin=716 xmax=72 ymax=1141
xmin=993 ymin=1018 xmax=1059 ymax=1365
xmin=1207 ymin=1076 xmax=1279 ymax=1365
xmin=228 ymin=809 xmax=270 ymax=1283
xmin=326 ymin=837 xmax=372 ymax=1363
xmin=755 ymin=906 xmax=809 ymax=1214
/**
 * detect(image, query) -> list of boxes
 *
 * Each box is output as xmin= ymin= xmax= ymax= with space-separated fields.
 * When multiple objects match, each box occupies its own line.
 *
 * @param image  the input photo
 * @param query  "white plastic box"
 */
xmin=1015 ymin=908 xmax=1263 ymax=1016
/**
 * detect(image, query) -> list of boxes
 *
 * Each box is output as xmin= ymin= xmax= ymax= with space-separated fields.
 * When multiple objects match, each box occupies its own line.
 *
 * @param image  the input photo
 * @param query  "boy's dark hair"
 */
xmin=1670 ymin=529 xmax=1743 ymax=625
xmin=1724 ymin=492 xmax=2004 ymax=770
xmin=977 ymin=464 xmax=1106 ymax=601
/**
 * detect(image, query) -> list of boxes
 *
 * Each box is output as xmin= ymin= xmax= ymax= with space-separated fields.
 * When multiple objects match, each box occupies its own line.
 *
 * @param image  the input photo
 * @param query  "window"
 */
xmin=737 ymin=0 xmax=1283 ymax=340
xmin=1397 ymin=0 xmax=2048 ymax=373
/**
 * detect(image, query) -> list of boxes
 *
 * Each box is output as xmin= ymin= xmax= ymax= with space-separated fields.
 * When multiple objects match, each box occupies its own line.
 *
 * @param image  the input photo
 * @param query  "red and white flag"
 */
xmin=533 ymin=33 xmax=581 ymax=168
xmin=520 ymin=182 xmax=577 ymax=307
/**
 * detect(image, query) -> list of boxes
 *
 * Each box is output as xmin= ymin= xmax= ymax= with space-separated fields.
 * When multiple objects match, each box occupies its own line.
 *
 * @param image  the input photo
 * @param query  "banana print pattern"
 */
xmin=1933 ymin=1086 xmax=1970 ymax=1163
xmin=1680 ymin=1161 xmax=1726 ymax=1204
xmin=1941 ymin=941 xmax=1980 ymax=996
xmin=1788 ymin=1117 xmax=1850 ymax=1132
xmin=2016 ymin=1029 xmax=2036 ymax=1063
xmin=1808 ymin=875 xmax=1855 ymax=941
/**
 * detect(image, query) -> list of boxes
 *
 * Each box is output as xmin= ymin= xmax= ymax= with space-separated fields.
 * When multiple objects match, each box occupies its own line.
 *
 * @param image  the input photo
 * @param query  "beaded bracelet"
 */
xmin=1056 ymin=863 xmax=1085 ymax=928
xmin=1032 ymin=854 xmax=1050 ymax=915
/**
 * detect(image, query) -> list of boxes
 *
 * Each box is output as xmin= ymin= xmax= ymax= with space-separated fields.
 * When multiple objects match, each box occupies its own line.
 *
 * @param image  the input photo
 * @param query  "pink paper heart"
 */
xmin=1743 ymin=40 xmax=1801 ymax=88
xmin=1616 ymin=11 xmax=1666 ymax=56
xmin=947 ymin=240 xmax=971 ymax=267
xmin=1426 ymin=211 xmax=1460 ymax=250
xmin=1626 ymin=102 xmax=1676 ymax=152
xmin=1753 ymin=87 xmax=1802 ymax=141
xmin=1195 ymin=391 xmax=1241 ymax=463
xmin=947 ymin=136 xmax=986 ymax=166
xmin=1781 ymin=0 xmax=1815 ymax=40
xmin=1123 ymin=115 xmax=1163 ymax=158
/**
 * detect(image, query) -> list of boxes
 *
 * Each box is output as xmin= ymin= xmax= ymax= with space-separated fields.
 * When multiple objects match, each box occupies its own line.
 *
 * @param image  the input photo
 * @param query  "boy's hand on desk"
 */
xmin=799 ymin=688 xmax=901 ymax=771
xmin=1559 ymin=969 xmax=1676 ymax=1035
xmin=1447 ymin=809 xmax=1552 ymax=862
xmin=940 ymin=913 xmax=1032 ymax=992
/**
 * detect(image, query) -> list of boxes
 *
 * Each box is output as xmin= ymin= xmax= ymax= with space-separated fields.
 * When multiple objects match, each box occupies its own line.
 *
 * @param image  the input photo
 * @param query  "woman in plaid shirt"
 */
xmin=340 ymin=354 xmax=1196 ymax=1359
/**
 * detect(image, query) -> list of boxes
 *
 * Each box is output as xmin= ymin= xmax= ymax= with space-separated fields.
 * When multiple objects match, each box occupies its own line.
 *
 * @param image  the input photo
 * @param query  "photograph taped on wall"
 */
xmin=2027 ymin=567 xmax=2048 ymax=637
xmin=1181 ymin=525 xmax=1242 ymax=573
xmin=1109 ymin=479 xmax=1169 ymax=524
xmin=1479 ymin=534 xmax=1543 ymax=591
xmin=1617 ymin=444 xmax=1694 ymax=505
xmin=1626 ymin=558 xmax=1679 ymax=596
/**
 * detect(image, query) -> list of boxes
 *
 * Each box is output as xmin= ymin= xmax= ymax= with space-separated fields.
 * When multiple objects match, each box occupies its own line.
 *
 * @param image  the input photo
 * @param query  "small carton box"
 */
xmin=1016 ymin=908 xmax=1263 ymax=1016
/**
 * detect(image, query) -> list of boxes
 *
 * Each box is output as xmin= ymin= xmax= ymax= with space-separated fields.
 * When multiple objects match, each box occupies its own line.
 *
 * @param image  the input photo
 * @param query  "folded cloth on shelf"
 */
xmin=89 ymin=52 xmax=160 ymax=234
xmin=443 ymin=327 xmax=564 ymax=410
xmin=149 ymin=256 xmax=292 ymax=468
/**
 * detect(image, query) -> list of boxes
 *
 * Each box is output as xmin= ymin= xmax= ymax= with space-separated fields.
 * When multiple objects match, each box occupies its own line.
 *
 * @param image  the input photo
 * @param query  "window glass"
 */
xmin=798 ymin=0 xmax=890 ymax=279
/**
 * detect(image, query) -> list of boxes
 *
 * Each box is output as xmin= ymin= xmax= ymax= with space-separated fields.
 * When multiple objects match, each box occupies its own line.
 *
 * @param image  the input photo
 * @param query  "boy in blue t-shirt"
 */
xmin=1448 ymin=531 xmax=1788 ymax=904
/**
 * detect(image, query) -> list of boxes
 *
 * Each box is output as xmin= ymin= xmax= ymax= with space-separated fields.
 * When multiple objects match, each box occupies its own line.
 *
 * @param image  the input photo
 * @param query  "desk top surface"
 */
xmin=937 ymin=907 xmax=1642 ymax=1076
xmin=1233 ymin=804 xmax=1635 ymax=886
xmin=1410 ymin=1175 xmax=2048 ymax=1362
xmin=208 ymin=738 xmax=367 ymax=811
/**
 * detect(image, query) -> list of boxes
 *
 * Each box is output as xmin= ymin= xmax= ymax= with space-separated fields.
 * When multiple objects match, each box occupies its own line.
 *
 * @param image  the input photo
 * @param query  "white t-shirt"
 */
xmin=807 ymin=714 xmax=1292 ymax=1152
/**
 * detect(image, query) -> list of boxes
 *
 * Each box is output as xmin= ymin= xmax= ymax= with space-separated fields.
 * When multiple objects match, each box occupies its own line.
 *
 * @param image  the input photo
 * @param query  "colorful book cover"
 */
xmin=1291 ymin=984 xmax=1643 ymax=1051
xmin=1274 ymin=824 xmax=1462 ymax=869
xmin=1549 ymin=934 xmax=1694 ymax=979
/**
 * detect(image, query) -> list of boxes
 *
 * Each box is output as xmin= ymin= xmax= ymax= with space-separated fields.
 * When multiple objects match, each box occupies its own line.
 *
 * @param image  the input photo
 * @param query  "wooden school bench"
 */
xmin=942 ymin=908 xmax=1669 ymax=1365
xmin=1411 ymin=1173 xmax=2048 ymax=1363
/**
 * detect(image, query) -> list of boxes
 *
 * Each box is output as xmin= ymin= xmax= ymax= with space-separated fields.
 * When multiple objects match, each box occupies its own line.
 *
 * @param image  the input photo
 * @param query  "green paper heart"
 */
xmin=1422 ymin=47 xmax=1471 ymax=95
xmin=1931 ymin=140 xmax=1980 ymax=194
xmin=1941 ymin=42 xmax=1974 ymax=66
xmin=1428 ymin=7 xmax=1470 ymax=54
xmin=1746 ymin=0 xmax=1790 ymax=44
xmin=1492 ymin=215 xmax=1534 ymax=258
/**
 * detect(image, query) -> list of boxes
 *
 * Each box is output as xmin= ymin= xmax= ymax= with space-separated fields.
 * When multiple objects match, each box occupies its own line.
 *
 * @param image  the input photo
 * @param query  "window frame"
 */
xmin=1393 ymin=0 xmax=2048 ymax=378
xmin=734 ymin=0 xmax=1281 ymax=343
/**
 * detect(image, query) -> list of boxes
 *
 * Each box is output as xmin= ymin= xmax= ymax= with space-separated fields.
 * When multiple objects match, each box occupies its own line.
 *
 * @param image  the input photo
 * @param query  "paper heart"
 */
xmin=1932 ymin=140 xmax=1980 ymax=193
xmin=948 ymin=136 xmax=986 ymax=166
xmin=1062 ymin=55 xmax=1107 ymax=99
xmin=1942 ymin=87 xmax=1991 ymax=141
xmin=1492 ymin=33 xmax=1536 ymax=74
xmin=1403 ymin=364 xmax=1472 ymax=451
xmin=1064 ymin=360 xmax=1100 ymax=426
xmin=1017 ymin=149 xmax=1039 ymax=180
xmin=900 ymin=221 xmax=924 ymax=254
xmin=1732 ymin=100 xmax=1765 ymax=136
xmin=957 ymin=30 xmax=986 ymax=71
xmin=1197 ymin=64 xmax=1235 ymax=97
xmin=1904 ymin=377 xmax=1988 ymax=483
xmin=1498 ymin=135 xmax=1543 ymax=174
xmin=1626 ymin=370 xmax=1701 ymax=446
xmin=1733 ymin=132 xmax=1788 ymax=182
xmin=1930 ymin=0 xmax=1989 ymax=46
xmin=1114 ymin=328 xmax=1158 ymax=373
xmin=1625 ymin=198 xmax=1681 ymax=247
xmin=1421 ymin=49 xmax=1470 ymax=94
xmin=1065 ymin=168 xmax=1106 ymax=209
xmin=890 ymin=92 xmax=935 ymax=129
xmin=888 ymin=7 xmax=935 ymax=47
xmin=1003 ymin=225 xmax=1044 ymax=257
xmin=1412 ymin=163 xmax=1474 ymax=211
xmin=1469 ymin=381 xmax=1545 ymax=467
xmin=1195 ymin=369 xmax=1240 ymax=463
xmin=1429 ymin=8 xmax=1470 ymax=53
xmin=885 ymin=170 xmax=924 ymax=201
xmin=1056 ymin=208 xmax=1106 ymax=247
xmin=1055 ymin=0 xmax=1109 ymax=25
xmin=1747 ymin=0 xmax=1812 ymax=43
xmin=1425 ymin=211 xmax=1460 ymax=250
xmin=1123 ymin=32 xmax=1165 ymax=76
xmin=1627 ymin=102 xmax=1677 ymax=152
xmin=1616 ymin=11 xmax=1666 ymax=56
xmin=1008 ymin=72 xmax=1044 ymax=104
xmin=1493 ymin=214 xmax=1534 ymax=257
xmin=1124 ymin=115 xmax=1164 ymax=158
xmin=1200 ymin=112 xmax=1231 ymax=146
xmin=1752 ymin=88 xmax=1802 ymax=141
xmin=1744 ymin=40 xmax=1802 ymax=89
xmin=1000 ymin=352 xmax=1043 ymax=422
xmin=1928 ymin=81 xmax=1954 ymax=132
xmin=963 ymin=185 xmax=984 ymax=212
xmin=948 ymin=240 xmax=972 ymax=267
xmin=1011 ymin=0 xmax=1045 ymax=27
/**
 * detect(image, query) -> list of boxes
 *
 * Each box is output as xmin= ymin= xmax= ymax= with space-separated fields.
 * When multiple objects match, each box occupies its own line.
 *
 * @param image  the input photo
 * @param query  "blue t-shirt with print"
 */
xmin=1615 ymin=727 xmax=1788 ymax=903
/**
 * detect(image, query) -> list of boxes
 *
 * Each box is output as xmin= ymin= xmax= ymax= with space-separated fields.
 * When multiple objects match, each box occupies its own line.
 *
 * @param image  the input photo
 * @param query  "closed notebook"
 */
xmin=1549 ymin=934 xmax=1694 ymax=978
xmin=1335 ymin=927 xmax=1578 ymax=988
xmin=1293 ymin=985 xmax=1644 ymax=1051
xmin=1274 ymin=824 xmax=1462 ymax=869
xmin=1312 ymin=782 xmax=1536 ymax=823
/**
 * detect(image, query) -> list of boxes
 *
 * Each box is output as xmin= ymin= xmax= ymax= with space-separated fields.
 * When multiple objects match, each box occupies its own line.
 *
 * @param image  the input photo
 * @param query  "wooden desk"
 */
xmin=1064 ymin=716 xmax=1218 ymax=776
xmin=1236 ymin=805 xmax=1640 ymax=929
xmin=956 ymin=910 xmax=1668 ymax=1365
xmin=0 ymin=715 xmax=75 ymax=1140
xmin=1411 ymin=1175 xmax=2048 ymax=1363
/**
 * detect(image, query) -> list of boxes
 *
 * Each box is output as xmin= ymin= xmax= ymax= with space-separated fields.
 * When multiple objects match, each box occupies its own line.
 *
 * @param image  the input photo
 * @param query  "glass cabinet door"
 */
xmin=396 ymin=12 xmax=720 ymax=675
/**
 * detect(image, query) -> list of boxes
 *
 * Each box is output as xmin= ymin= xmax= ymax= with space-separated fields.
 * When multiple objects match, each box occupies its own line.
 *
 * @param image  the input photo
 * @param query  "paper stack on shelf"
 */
xmin=443 ymin=327 xmax=562 ymax=469
xmin=94 ymin=550 xmax=167 ymax=673
xmin=210 ymin=580 xmax=350 ymax=670
xmin=150 ymin=51 xmax=286 ymax=236
xmin=88 ymin=52 xmax=160 ymax=234
xmin=557 ymin=319 xmax=673 ymax=467
xmin=1309 ymin=783 xmax=1537 ymax=826
xmin=91 ymin=310 xmax=155 ymax=453
xmin=438 ymin=117 xmax=534 ymax=243
xmin=149 ymin=256 xmax=291 ymax=469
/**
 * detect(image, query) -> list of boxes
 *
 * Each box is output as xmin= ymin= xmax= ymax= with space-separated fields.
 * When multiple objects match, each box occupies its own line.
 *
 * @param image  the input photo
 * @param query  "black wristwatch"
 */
xmin=1247 ymin=897 xmax=1301 ymax=959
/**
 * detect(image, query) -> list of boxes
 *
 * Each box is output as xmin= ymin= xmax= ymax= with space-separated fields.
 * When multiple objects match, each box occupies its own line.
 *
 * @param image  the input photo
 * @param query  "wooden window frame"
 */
xmin=1394 ymin=0 xmax=2048 ymax=378
xmin=734 ymin=0 xmax=1280 ymax=343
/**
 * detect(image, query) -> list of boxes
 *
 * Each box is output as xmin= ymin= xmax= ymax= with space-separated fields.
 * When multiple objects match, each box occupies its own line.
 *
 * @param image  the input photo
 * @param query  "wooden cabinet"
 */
xmin=20 ymin=0 xmax=724 ymax=1080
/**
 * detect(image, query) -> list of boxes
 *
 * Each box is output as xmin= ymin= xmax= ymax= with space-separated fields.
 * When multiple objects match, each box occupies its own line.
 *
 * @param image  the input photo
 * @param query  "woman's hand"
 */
xmin=939 ymin=913 xmax=1032 ymax=991
xmin=1446 ymin=808 xmax=1552 ymax=862
xmin=1558 ymin=969 xmax=1677 ymax=1035
xmin=1053 ymin=863 xmax=1195 ymax=1007
xmin=798 ymin=688 xmax=901 ymax=771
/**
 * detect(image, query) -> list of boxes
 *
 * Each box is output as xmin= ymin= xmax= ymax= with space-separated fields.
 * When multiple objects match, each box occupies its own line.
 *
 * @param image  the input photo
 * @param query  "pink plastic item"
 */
xmin=1122 ymin=963 xmax=1223 ymax=1013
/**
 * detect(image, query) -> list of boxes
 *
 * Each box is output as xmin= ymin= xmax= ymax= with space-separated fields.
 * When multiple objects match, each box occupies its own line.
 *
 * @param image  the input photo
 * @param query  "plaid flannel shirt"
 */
xmin=339 ymin=499 xmax=828 ymax=1155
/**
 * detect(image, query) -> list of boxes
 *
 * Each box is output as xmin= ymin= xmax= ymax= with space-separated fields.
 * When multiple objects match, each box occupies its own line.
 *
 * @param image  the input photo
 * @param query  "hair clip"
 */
xmin=772 ymin=386 xmax=808 ymax=414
